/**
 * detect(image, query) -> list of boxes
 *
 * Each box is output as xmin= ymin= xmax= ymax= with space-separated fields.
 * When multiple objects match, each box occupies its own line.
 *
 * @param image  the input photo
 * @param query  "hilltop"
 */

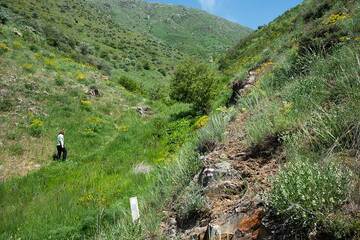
xmin=90 ymin=0 xmax=252 ymax=58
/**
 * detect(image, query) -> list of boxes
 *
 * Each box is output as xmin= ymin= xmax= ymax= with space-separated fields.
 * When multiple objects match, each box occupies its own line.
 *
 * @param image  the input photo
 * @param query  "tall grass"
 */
xmin=236 ymin=39 xmax=360 ymax=234
xmin=95 ymin=110 xmax=234 ymax=239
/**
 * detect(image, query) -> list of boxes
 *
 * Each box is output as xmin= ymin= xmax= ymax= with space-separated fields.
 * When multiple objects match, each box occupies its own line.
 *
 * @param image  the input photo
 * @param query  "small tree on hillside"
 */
xmin=170 ymin=58 xmax=218 ymax=114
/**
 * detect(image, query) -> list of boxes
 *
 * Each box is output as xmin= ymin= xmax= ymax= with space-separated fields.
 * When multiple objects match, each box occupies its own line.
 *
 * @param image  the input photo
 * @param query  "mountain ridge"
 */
xmin=91 ymin=0 xmax=252 ymax=57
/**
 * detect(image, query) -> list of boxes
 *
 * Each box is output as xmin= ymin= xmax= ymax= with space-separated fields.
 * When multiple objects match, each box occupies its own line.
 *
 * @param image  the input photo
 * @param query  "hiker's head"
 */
xmin=59 ymin=129 xmax=65 ymax=135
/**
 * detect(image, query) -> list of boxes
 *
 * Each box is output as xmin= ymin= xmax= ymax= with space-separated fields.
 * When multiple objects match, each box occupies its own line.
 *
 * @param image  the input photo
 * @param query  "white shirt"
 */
xmin=57 ymin=134 xmax=64 ymax=148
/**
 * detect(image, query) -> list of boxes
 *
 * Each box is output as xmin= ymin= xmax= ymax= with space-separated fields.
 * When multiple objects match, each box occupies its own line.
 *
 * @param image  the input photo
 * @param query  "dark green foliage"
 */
xmin=170 ymin=58 xmax=218 ymax=114
xmin=148 ymin=83 xmax=167 ymax=101
xmin=0 ymin=6 xmax=10 ymax=24
xmin=43 ymin=25 xmax=77 ymax=52
xmin=162 ymin=118 xmax=192 ymax=153
xmin=0 ymin=97 xmax=14 ymax=111
xmin=297 ymin=24 xmax=347 ymax=56
xmin=115 ymin=75 xmax=143 ymax=94
xmin=55 ymin=76 xmax=65 ymax=86
xmin=302 ymin=1 xmax=331 ymax=23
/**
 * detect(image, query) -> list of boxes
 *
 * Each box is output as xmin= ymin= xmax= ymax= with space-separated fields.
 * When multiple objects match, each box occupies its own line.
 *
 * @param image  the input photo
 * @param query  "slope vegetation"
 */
xmin=219 ymin=0 xmax=360 ymax=237
xmin=0 ymin=0 xmax=248 ymax=239
xmin=92 ymin=0 xmax=252 ymax=57
xmin=161 ymin=0 xmax=360 ymax=239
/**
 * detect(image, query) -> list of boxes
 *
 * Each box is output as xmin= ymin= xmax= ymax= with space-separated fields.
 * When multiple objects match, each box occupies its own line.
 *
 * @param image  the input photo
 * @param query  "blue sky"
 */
xmin=145 ymin=0 xmax=303 ymax=29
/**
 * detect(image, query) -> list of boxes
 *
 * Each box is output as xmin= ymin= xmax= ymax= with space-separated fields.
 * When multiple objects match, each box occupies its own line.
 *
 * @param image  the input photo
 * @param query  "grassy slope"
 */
xmin=91 ymin=0 xmax=252 ymax=58
xmin=220 ymin=0 xmax=360 ymax=236
xmin=0 ymin=20 xmax=192 ymax=238
xmin=0 ymin=0 xmax=182 ymax=87
xmin=0 ymin=0 xmax=230 ymax=239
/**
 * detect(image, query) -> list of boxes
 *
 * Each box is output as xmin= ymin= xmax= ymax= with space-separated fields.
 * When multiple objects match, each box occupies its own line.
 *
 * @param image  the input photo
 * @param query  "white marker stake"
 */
xmin=130 ymin=197 xmax=140 ymax=223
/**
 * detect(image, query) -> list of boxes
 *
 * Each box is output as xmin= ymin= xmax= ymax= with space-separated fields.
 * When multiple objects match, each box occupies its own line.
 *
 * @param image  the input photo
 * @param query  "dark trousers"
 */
xmin=56 ymin=145 xmax=67 ymax=160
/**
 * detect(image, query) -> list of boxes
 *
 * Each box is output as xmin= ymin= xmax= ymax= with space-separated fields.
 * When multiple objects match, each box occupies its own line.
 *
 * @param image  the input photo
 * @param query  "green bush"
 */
xmin=29 ymin=118 xmax=44 ymax=137
xmin=0 ymin=42 xmax=10 ymax=54
xmin=302 ymin=1 xmax=331 ymax=23
xmin=297 ymin=24 xmax=347 ymax=57
xmin=148 ymin=83 xmax=167 ymax=101
xmin=55 ymin=76 xmax=65 ymax=86
xmin=0 ymin=7 xmax=10 ymax=24
xmin=80 ymin=99 xmax=92 ymax=111
xmin=82 ymin=116 xmax=105 ymax=137
xmin=115 ymin=75 xmax=143 ymax=94
xmin=0 ymin=97 xmax=14 ymax=111
xmin=162 ymin=118 xmax=191 ymax=153
xmin=270 ymin=160 xmax=350 ymax=222
xmin=170 ymin=58 xmax=218 ymax=114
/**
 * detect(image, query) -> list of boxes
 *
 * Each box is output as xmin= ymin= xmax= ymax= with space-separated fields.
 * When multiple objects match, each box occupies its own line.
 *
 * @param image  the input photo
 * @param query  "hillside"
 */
xmin=0 ymin=0 xmax=248 ymax=239
xmin=1 ymin=0 xmax=360 ymax=239
xmin=90 ymin=0 xmax=252 ymax=58
xmin=161 ymin=0 xmax=360 ymax=239
xmin=0 ymin=0 xmax=184 ymax=84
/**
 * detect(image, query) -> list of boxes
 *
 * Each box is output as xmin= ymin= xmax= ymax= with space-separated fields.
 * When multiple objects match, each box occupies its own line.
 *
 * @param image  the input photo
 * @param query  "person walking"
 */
xmin=56 ymin=130 xmax=67 ymax=161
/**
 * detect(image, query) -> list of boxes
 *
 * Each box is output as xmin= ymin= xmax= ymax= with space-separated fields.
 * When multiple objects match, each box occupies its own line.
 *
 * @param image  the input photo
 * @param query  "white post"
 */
xmin=130 ymin=197 xmax=140 ymax=223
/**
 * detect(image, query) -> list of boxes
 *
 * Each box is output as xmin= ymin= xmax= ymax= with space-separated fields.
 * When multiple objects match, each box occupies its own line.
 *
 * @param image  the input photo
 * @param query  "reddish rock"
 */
xmin=238 ymin=209 xmax=265 ymax=233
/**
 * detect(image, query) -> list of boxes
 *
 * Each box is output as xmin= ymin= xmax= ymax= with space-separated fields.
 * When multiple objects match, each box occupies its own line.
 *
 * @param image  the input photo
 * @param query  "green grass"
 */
xmin=89 ymin=0 xmax=252 ymax=58
xmin=2 ymin=0 xmax=360 ymax=238
xmin=223 ymin=0 xmax=360 ymax=236
xmin=0 ymin=15 xmax=198 ymax=239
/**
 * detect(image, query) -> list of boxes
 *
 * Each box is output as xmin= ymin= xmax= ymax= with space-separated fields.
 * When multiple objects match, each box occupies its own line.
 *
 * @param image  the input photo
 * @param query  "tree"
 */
xmin=170 ymin=58 xmax=218 ymax=114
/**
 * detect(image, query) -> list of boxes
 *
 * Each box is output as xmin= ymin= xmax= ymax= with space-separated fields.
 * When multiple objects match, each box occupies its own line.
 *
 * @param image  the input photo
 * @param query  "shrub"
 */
xmin=115 ymin=75 xmax=142 ymax=93
xmin=12 ymin=41 xmax=22 ymax=49
xmin=270 ymin=160 xmax=350 ymax=222
xmin=148 ymin=83 xmax=167 ymax=101
xmin=0 ymin=97 xmax=14 ymax=111
xmin=158 ymin=68 xmax=166 ymax=76
xmin=324 ymin=12 xmax=349 ymax=25
xmin=162 ymin=118 xmax=191 ymax=153
xmin=302 ymin=1 xmax=331 ymax=23
xmin=80 ymin=99 xmax=92 ymax=111
xmin=55 ymin=76 xmax=65 ymax=86
xmin=0 ymin=7 xmax=10 ymax=24
xmin=82 ymin=116 xmax=105 ymax=137
xmin=86 ymin=116 xmax=104 ymax=133
xmin=29 ymin=118 xmax=44 ymax=137
xmin=170 ymin=58 xmax=218 ymax=114
xmin=143 ymin=61 xmax=151 ymax=70
xmin=194 ymin=116 xmax=209 ymax=129
xmin=43 ymin=25 xmax=76 ymax=52
xmin=76 ymin=72 xmax=86 ymax=81
xmin=22 ymin=63 xmax=34 ymax=73
xmin=44 ymin=58 xmax=56 ymax=69
xmin=0 ymin=42 xmax=10 ymax=54
xmin=298 ymin=24 xmax=348 ymax=56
